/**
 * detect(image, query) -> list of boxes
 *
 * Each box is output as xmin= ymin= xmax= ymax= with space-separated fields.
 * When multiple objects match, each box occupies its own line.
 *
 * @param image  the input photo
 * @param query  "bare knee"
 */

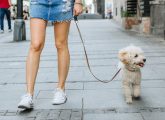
xmin=55 ymin=39 xmax=68 ymax=50
xmin=30 ymin=41 xmax=44 ymax=53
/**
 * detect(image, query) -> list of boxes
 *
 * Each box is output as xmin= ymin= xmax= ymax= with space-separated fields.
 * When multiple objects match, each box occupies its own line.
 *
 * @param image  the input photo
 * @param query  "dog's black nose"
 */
xmin=143 ymin=58 xmax=146 ymax=62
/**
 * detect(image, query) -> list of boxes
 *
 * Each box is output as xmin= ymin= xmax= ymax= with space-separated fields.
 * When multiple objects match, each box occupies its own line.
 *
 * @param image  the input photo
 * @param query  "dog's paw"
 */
xmin=126 ymin=98 xmax=132 ymax=104
xmin=133 ymin=91 xmax=140 ymax=98
xmin=133 ymin=96 xmax=141 ymax=100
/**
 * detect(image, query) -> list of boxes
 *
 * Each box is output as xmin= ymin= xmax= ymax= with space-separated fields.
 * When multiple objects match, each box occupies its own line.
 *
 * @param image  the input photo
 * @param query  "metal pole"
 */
xmin=164 ymin=12 xmax=165 ymax=40
xmin=13 ymin=0 xmax=26 ymax=41
xmin=101 ymin=0 xmax=105 ymax=18
xmin=17 ymin=0 xmax=23 ymax=19
xmin=164 ymin=3 xmax=165 ymax=40
xmin=96 ymin=0 xmax=105 ymax=18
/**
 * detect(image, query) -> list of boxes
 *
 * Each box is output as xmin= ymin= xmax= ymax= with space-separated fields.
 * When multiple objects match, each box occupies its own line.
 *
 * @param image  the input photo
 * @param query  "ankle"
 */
xmin=57 ymin=86 xmax=65 ymax=91
xmin=26 ymin=93 xmax=33 ymax=97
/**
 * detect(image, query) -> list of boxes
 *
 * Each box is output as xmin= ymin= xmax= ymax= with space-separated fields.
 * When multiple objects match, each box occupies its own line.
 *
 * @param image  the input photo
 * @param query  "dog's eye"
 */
xmin=135 ymin=54 xmax=138 ymax=58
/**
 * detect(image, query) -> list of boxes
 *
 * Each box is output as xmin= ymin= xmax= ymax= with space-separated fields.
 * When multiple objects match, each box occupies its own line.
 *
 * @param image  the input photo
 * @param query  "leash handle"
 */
xmin=74 ymin=16 xmax=78 ymax=22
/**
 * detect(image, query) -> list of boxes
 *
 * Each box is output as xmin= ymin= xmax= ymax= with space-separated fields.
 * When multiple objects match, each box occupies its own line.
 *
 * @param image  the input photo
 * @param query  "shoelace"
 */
xmin=21 ymin=94 xmax=33 ymax=101
xmin=54 ymin=90 xmax=66 ymax=99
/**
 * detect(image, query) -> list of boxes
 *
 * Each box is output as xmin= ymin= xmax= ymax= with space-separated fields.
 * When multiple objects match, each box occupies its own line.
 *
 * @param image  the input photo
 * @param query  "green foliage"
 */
xmin=121 ymin=11 xmax=135 ymax=17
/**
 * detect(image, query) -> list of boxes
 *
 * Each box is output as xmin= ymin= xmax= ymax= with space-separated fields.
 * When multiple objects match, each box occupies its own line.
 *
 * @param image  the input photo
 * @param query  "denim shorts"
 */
xmin=30 ymin=0 xmax=75 ymax=22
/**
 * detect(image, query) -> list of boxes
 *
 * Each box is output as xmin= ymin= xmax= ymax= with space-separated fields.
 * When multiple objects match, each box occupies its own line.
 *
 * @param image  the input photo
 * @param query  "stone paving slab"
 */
xmin=84 ymin=80 xmax=165 ymax=89
xmin=1 ymin=56 xmax=165 ymax=69
xmin=84 ymin=113 xmax=144 ymax=120
xmin=35 ymin=90 xmax=83 ymax=109
xmin=141 ymin=112 xmax=165 ymax=120
xmin=0 ymin=116 xmax=24 ymax=120
xmin=0 ymin=86 xmax=83 ymax=110
xmin=83 ymin=88 xmax=165 ymax=109
xmin=3 ymin=88 xmax=163 ymax=111
xmin=1 ymin=65 xmax=165 ymax=83
xmin=41 ymin=66 xmax=165 ymax=81
xmin=1 ymin=82 xmax=165 ymax=110
xmin=0 ymin=109 xmax=82 ymax=120
xmin=1 ymin=109 xmax=165 ymax=120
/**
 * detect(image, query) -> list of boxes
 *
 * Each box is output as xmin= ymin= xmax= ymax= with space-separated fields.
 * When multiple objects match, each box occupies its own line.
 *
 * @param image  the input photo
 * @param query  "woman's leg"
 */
xmin=26 ymin=18 xmax=47 ymax=95
xmin=0 ymin=9 xmax=5 ymax=31
xmin=54 ymin=22 xmax=71 ymax=90
xmin=5 ymin=9 xmax=11 ymax=30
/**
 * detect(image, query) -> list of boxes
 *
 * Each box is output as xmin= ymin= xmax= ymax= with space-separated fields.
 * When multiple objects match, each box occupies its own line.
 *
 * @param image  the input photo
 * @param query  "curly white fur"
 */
xmin=118 ymin=45 xmax=146 ymax=104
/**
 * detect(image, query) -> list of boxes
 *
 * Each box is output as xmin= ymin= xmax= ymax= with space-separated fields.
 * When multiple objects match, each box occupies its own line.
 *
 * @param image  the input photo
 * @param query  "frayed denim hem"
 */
xmin=30 ymin=17 xmax=73 ymax=23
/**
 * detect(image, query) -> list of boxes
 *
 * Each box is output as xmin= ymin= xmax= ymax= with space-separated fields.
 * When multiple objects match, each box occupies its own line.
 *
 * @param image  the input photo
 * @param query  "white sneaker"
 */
xmin=52 ymin=88 xmax=67 ymax=105
xmin=18 ymin=94 xmax=33 ymax=109
xmin=0 ymin=30 xmax=4 ymax=33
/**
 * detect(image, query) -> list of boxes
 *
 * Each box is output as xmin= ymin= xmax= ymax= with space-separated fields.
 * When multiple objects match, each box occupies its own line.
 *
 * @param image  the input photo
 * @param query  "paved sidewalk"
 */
xmin=0 ymin=19 xmax=165 ymax=120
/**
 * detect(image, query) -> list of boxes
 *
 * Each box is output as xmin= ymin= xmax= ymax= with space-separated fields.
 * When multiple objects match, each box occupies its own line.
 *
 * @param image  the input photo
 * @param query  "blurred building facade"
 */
xmin=105 ymin=0 xmax=113 ymax=18
xmin=95 ymin=0 xmax=113 ymax=18
xmin=113 ymin=0 xmax=165 ymax=36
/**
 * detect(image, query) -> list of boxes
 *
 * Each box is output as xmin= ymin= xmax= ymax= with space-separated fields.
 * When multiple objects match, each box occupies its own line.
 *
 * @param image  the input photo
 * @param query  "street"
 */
xmin=0 ymin=19 xmax=165 ymax=120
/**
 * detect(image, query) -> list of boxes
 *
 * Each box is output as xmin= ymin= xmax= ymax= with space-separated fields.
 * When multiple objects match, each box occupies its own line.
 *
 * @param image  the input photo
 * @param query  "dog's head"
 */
xmin=118 ymin=45 xmax=146 ymax=69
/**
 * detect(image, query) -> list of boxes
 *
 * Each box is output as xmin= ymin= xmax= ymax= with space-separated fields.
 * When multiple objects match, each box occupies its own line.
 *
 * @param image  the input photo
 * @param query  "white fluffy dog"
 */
xmin=118 ymin=45 xmax=146 ymax=104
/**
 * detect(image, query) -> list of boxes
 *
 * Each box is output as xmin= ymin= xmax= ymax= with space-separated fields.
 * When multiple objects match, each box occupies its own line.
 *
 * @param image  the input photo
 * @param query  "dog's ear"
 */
xmin=118 ymin=49 xmax=128 ymax=64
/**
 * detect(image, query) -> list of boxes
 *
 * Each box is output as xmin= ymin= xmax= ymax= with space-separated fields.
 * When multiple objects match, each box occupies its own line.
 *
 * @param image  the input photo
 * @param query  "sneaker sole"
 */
xmin=18 ymin=105 xmax=33 ymax=109
xmin=52 ymin=98 xmax=67 ymax=105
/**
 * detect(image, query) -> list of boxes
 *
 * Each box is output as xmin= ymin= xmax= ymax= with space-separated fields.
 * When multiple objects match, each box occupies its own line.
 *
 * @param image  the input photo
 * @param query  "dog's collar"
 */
xmin=125 ymin=65 xmax=139 ymax=72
